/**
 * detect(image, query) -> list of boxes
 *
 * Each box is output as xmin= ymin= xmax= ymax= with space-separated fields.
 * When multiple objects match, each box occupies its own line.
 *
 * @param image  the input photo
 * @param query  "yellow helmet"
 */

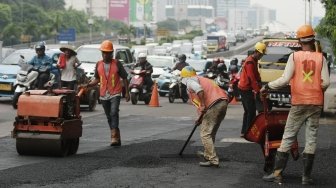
xmin=181 ymin=66 xmax=197 ymax=78
xmin=100 ymin=40 xmax=114 ymax=52
xmin=255 ymin=42 xmax=267 ymax=54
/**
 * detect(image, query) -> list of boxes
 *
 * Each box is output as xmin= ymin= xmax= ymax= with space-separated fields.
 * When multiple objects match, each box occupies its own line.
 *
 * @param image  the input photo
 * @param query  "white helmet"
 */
xmin=138 ymin=52 xmax=147 ymax=58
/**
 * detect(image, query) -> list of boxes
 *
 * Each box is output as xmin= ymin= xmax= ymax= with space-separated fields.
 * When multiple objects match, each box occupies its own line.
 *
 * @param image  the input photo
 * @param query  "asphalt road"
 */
xmin=0 ymin=69 xmax=335 ymax=187
xmin=0 ymin=93 xmax=336 ymax=187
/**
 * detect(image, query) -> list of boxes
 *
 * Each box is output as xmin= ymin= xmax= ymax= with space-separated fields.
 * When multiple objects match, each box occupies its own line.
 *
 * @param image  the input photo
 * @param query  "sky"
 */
xmin=250 ymin=0 xmax=326 ymax=31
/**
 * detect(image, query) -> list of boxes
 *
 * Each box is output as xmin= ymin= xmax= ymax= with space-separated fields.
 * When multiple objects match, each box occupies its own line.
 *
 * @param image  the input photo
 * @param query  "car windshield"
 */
xmin=1 ymin=50 xmax=35 ymax=65
xmin=207 ymin=40 xmax=217 ymax=45
xmin=147 ymin=57 xmax=174 ymax=68
xmin=260 ymin=46 xmax=300 ymax=63
xmin=76 ymin=48 xmax=101 ymax=63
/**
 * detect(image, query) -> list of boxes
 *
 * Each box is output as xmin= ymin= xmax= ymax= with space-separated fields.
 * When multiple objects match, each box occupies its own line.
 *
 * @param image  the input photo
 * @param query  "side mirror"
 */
xmin=53 ymin=54 xmax=59 ymax=62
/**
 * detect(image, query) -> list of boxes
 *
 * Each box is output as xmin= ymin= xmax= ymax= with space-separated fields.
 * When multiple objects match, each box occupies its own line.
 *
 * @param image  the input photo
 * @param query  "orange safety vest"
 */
xmin=189 ymin=76 xmax=227 ymax=111
xmin=290 ymin=51 xmax=323 ymax=105
xmin=97 ymin=60 xmax=122 ymax=97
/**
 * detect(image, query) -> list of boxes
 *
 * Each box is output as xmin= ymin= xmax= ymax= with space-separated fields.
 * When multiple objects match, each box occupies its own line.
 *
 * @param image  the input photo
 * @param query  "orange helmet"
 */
xmin=100 ymin=40 xmax=114 ymax=52
xmin=296 ymin=25 xmax=315 ymax=39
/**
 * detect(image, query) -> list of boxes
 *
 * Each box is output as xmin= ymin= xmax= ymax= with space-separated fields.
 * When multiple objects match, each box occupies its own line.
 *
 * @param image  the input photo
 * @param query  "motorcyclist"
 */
xmin=171 ymin=54 xmax=189 ymax=99
xmin=172 ymin=54 xmax=189 ymax=71
xmin=27 ymin=42 xmax=52 ymax=89
xmin=133 ymin=52 xmax=154 ymax=91
xmin=228 ymin=58 xmax=239 ymax=74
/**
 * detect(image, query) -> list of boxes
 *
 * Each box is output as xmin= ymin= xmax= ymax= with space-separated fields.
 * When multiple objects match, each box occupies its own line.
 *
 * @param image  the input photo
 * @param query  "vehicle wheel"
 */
xmin=88 ymin=90 xmax=97 ymax=111
xmin=131 ymin=92 xmax=138 ymax=105
xmin=68 ymin=138 xmax=79 ymax=155
xmin=182 ymin=95 xmax=188 ymax=103
xmin=159 ymin=92 xmax=166 ymax=97
xmin=227 ymin=92 xmax=234 ymax=103
xmin=58 ymin=138 xmax=70 ymax=157
xmin=144 ymin=95 xmax=151 ymax=105
xmin=168 ymin=89 xmax=175 ymax=103
xmin=12 ymin=92 xmax=22 ymax=109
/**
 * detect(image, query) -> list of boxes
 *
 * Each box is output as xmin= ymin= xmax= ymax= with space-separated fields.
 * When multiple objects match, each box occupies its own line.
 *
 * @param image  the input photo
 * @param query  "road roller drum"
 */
xmin=12 ymin=89 xmax=83 ymax=157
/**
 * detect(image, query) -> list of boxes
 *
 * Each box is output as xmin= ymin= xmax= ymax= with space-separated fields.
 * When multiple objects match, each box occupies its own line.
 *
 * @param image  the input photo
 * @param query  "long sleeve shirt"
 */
xmin=27 ymin=55 xmax=52 ymax=71
xmin=238 ymin=55 xmax=261 ymax=92
xmin=268 ymin=53 xmax=330 ymax=90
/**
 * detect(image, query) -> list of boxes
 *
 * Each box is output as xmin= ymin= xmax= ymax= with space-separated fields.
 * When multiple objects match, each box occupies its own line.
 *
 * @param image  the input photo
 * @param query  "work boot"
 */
xmin=302 ymin=153 xmax=315 ymax=185
xmin=199 ymin=161 xmax=219 ymax=168
xmin=263 ymin=151 xmax=289 ymax=184
xmin=110 ymin=128 xmax=121 ymax=147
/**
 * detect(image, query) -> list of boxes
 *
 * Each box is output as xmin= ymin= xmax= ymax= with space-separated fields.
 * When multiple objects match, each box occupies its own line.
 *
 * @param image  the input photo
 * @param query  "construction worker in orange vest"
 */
xmin=180 ymin=66 xmax=228 ymax=168
xmin=238 ymin=42 xmax=266 ymax=137
xmin=86 ymin=40 xmax=130 ymax=146
xmin=261 ymin=25 xmax=330 ymax=185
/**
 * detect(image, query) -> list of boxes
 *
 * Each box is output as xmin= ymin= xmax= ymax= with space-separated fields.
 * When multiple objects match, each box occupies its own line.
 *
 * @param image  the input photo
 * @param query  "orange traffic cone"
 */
xmin=230 ymin=96 xmax=238 ymax=105
xmin=149 ymin=81 xmax=160 ymax=107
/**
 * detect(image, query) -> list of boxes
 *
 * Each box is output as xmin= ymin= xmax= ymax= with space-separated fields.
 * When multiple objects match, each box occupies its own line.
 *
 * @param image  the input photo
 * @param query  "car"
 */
xmin=146 ymin=55 xmax=176 ymax=80
xmin=76 ymin=44 xmax=134 ymax=78
xmin=1 ymin=47 xmax=16 ymax=62
xmin=0 ymin=48 xmax=61 ymax=98
xmin=157 ymin=59 xmax=207 ymax=96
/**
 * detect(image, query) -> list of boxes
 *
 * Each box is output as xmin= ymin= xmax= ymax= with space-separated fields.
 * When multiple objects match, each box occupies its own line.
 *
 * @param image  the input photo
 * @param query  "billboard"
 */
xmin=130 ymin=0 xmax=153 ymax=23
xmin=109 ymin=0 xmax=129 ymax=24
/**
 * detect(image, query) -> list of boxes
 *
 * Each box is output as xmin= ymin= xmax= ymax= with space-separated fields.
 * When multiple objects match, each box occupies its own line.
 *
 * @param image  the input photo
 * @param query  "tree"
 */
xmin=316 ymin=0 xmax=336 ymax=58
xmin=0 ymin=3 xmax=12 ymax=33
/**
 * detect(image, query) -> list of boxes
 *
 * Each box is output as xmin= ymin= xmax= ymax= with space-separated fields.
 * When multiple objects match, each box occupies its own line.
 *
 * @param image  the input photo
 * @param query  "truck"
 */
xmin=257 ymin=38 xmax=302 ymax=109
xmin=206 ymin=34 xmax=229 ymax=54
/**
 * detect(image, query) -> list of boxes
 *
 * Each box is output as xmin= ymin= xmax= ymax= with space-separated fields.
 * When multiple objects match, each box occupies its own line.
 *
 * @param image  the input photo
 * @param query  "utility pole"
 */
xmin=308 ymin=0 xmax=312 ymax=25
xmin=143 ymin=2 xmax=146 ymax=42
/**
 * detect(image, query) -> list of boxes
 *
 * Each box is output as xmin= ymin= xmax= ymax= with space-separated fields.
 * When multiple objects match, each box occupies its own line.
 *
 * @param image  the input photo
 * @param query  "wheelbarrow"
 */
xmin=244 ymin=94 xmax=299 ymax=173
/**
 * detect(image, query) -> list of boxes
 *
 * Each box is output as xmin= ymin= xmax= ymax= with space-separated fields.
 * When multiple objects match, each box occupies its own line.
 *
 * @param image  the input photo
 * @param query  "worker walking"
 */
xmin=238 ymin=42 xmax=266 ymax=137
xmin=180 ymin=66 xmax=228 ymax=167
xmin=261 ymin=25 xmax=330 ymax=185
xmin=86 ymin=40 xmax=130 ymax=146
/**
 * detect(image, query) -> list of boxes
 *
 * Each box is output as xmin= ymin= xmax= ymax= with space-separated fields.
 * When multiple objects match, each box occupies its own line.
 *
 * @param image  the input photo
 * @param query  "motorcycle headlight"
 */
xmin=207 ymin=72 xmax=214 ymax=78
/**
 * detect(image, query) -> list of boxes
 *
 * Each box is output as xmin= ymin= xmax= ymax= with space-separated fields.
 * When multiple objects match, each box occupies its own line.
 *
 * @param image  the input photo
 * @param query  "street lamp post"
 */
xmin=88 ymin=18 xmax=94 ymax=43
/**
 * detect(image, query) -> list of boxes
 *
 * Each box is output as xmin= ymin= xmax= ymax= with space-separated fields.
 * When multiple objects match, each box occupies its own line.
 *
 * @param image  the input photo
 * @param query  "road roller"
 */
xmin=12 ymin=89 xmax=83 ymax=157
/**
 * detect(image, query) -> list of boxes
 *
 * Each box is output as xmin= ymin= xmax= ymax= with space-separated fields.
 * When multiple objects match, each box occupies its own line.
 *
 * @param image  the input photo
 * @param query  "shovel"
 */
xmin=160 ymin=112 xmax=205 ymax=158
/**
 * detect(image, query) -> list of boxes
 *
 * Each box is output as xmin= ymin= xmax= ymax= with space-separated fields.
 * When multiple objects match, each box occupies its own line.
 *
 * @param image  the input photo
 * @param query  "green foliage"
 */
xmin=0 ymin=3 xmax=12 ymax=32
xmin=316 ymin=0 xmax=336 ymax=58
xmin=0 ymin=1 xmax=128 ymax=46
xmin=157 ymin=19 xmax=192 ymax=31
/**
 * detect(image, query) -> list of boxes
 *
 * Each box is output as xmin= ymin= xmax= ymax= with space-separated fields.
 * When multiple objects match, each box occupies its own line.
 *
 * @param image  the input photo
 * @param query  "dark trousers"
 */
xmin=239 ymin=89 xmax=256 ymax=134
xmin=37 ymin=72 xmax=50 ymax=89
xmin=61 ymin=80 xmax=76 ymax=90
xmin=101 ymin=96 xmax=121 ymax=129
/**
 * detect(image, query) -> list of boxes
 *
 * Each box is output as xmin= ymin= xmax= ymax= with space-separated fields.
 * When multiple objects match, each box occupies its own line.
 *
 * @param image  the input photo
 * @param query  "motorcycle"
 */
xmin=229 ymin=72 xmax=241 ymax=101
xmin=168 ymin=70 xmax=188 ymax=103
xmin=204 ymin=69 xmax=232 ymax=102
xmin=129 ymin=67 xmax=152 ymax=105
xmin=12 ymin=57 xmax=56 ymax=109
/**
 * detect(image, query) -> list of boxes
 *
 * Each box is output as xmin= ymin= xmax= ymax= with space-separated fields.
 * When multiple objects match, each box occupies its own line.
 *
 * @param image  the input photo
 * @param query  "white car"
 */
xmin=146 ymin=55 xmax=176 ymax=80
xmin=76 ymin=44 xmax=134 ymax=78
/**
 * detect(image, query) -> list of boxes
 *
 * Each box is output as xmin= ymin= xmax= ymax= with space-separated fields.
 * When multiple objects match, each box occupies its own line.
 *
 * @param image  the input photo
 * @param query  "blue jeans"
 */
xmin=101 ymin=96 xmax=121 ymax=129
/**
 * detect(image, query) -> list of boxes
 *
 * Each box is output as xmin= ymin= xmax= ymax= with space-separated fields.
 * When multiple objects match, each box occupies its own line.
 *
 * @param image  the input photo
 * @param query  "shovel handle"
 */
xmin=178 ymin=113 xmax=205 ymax=156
